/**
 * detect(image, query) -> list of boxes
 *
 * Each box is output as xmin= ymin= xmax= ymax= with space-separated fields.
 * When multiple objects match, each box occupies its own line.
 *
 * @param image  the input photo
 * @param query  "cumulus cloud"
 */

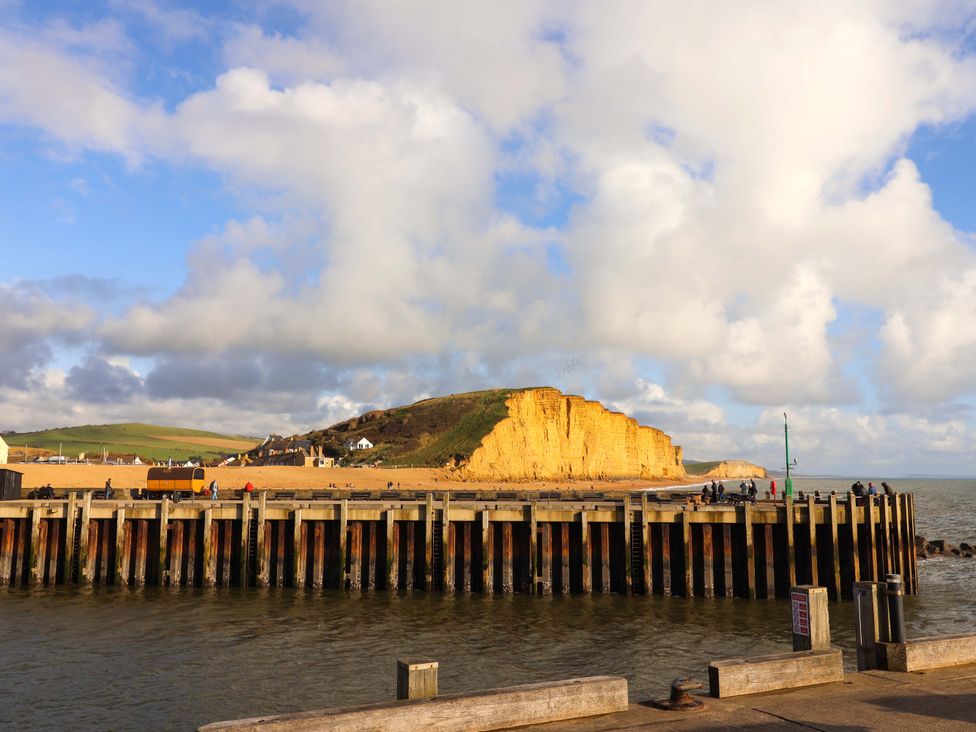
xmin=4 ymin=2 xmax=976 ymax=472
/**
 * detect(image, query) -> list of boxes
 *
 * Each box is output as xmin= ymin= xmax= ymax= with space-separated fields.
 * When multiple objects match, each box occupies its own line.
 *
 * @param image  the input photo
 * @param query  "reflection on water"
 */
xmin=0 ymin=479 xmax=973 ymax=731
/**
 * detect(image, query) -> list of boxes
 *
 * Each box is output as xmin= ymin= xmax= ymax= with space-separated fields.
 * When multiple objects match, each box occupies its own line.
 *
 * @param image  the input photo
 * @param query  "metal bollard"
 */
xmin=886 ymin=574 xmax=906 ymax=643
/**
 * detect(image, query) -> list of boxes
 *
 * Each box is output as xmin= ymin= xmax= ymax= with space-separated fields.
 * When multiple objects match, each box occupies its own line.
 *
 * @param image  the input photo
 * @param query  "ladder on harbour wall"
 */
xmin=246 ymin=517 xmax=259 ymax=587
xmin=629 ymin=520 xmax=644 ymax=594
xmin=431 ymin=519 xmax=443 ymax=590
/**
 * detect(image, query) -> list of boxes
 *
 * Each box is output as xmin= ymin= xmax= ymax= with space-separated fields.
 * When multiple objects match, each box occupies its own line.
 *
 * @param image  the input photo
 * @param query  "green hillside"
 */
xmin=301 ymin=388 xmax=526 ymax=467
xmin=5 ymin=423 xmax=260 ymax=462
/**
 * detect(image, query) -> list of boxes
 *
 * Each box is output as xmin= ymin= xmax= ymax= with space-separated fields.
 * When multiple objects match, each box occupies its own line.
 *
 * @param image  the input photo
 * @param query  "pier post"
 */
xmin=848 ymin=493 xmax=860 ymax=584
xmin=397 ymin=660 xmax=438 ymax=701
xmin=221 ymin=520 xmax=232 ymax=586
xmin=445 ymin=521 xmax=454 ymax=593
xmin=891 ymin=495 xmax=903 ymax=578
xmin=462 ymin=522 xmax=471 ymax=592
xmin=0 ymin=519 xmax=13 ymax=584
xmin=312 ymin=521 xmax=324 ymax=589
xmin=702 ymin=524 xmax=714 ymax=598
xmin=425 ymin=493 xmax=434 ymax=591
xmin=135 ymin=520 xmax=148 ymax=586
xmin=806 ymin=495 xmax=818 ymax=587
xmin=600 ymin=522 xmax=611 ymax=593
xmin=292 ymin=509 xmax=305 ymax=589
xmin=878 ymin=497 xmax=890 ymax=578
xmin=641 ymin=494 xmax=651 ymax=595
xmin=502 ymin=522 xmax=514 ymax=593
xmin=368 ymin=521 xmax=377 ymax=591
xmin=541 ymin=523 xmax=552 ymax=595
xmin=791 ymin=585 xmax=830 ymax=652
xmin=29 ymin=508 xmax=42 ymax=585
xmin=158 ymin=496 xmax=170 ymax=586
xmin=743 ymin=503 xmax=756 ymax=600
xmin=36 ymin=518 xmax=49 ymax=585
xmin=682 ymin=510 xmax=693 ymax=598
xmin=406 ymin=521 xmax=416 ymax=591
xmin=239 ymin=494 xmax=250 ymax=588
xmin=13 ymin=519 xmax=26 ymax=585
xmin=866 ymin=497 xmax=877 ymax=581
xmin=560 ymin=523 xmax=570 ymax=594
xmin=275 ymin=520 xmax=285 ymax=587
xmin=186 ymin=519 xmax=197 ymax=587
xmin=349 ymin=521 xmax=362 ymax=591
xmin=529 ymin=502 xmax=537 ymax=594
xmin=481 ymin=510 xmax=493 ymax=593
xmin=908 ymin=494 xmax=919 ymax=592
xmin=170 ymin=520 xmax=183 ymax=587
xmin=203 ymin=508 xmax=215 ymax=587
xmin=385 ymin=510 xmax=396 ymax=590
xmin=47 ymin=516 xmax=59 ymax=584
xmin=339 ymin=499 xmax=348 ymax=590
xmin=763 ymin=524 xmax=775 ymax=599
xmin=257 ymin=492 xmax=269 ymax=587
xmin=723 ymin=524 xmax=733 ymax=597
xmin=853 ymin=581 xmax=889 ymax=670
xmin=623 ymin=496 xmax=632 ymax=594
xmin=64 ymin=493 xmax=77 ymax=583
xmin=785 ymin=496 xmax=796 ymax=587
xmin=120 ymin=519 xmax=132 ymax=587
xmin=99 ymin=517 xmax=110 ymax=584
xmin=829 ymin=494 xmax=841 ymax=599
xmin=113 ymin=509 xmax=126 ymax=586
xmin=80 ymin=491 xmax=93 ymax=584
xmin=443 ymin=496 xmax=453 ymax=592
xmin=661 ymin=521 xmax=672 ymax=596
xmin=580 ymin=511 xmax=591 ymax=593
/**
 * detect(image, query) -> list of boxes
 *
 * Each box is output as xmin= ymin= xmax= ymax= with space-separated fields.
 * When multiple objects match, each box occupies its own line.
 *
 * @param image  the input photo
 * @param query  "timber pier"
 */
xmin=0 ymin=491 xmax=917 ymax=599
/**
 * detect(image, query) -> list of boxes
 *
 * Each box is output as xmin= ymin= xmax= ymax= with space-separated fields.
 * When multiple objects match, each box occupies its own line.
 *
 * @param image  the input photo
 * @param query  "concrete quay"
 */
xmin=524 ymin=663 xmax=976 ymax=731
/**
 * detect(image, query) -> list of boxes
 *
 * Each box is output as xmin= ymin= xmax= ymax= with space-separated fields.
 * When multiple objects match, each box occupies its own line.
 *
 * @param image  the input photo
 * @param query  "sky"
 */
xmin=4 ymin=1 xmax=976 ymax=476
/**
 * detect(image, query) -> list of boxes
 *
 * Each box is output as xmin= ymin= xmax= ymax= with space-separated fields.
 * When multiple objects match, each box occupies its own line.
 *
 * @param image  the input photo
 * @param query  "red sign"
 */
xmin=791 ymin=591 xmax=809 ymax=636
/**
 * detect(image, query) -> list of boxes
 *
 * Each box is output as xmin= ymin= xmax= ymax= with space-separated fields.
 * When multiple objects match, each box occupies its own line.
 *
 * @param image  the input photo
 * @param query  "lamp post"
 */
xmin=784 ymin=412 xmax=794 ymax=498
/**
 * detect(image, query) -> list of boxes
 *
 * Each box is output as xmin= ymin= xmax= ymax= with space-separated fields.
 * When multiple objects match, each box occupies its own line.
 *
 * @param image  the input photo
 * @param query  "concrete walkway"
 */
xmin=526 ymin=663 xmax=976 ymax=731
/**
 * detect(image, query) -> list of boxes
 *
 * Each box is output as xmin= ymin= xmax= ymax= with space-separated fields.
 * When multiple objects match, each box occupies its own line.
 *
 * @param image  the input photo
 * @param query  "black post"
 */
xmin=886 ymin=573 xmax=906 ymax=643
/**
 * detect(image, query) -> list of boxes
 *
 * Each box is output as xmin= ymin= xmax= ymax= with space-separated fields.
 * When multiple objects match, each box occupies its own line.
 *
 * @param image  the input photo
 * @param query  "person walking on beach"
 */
xmin=209 ymin=479 xmax=218 ymax=500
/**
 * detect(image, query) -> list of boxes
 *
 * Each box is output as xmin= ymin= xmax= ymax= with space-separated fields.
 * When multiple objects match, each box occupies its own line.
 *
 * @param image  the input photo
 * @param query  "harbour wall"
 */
xmin=0 ymin=491 xmax=917 ymax=599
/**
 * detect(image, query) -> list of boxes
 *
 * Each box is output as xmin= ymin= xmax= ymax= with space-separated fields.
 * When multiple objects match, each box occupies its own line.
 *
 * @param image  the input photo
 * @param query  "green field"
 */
xmin=6 ymin=423 xmax=260 ymax=462
xmin=682 ymin=460 xmax=723 ymax=475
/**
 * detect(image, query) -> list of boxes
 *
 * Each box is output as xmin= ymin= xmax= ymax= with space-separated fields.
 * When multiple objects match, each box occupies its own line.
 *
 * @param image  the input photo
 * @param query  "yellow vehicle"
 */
xmin=145 ymin=467 xmax=207 ymax=498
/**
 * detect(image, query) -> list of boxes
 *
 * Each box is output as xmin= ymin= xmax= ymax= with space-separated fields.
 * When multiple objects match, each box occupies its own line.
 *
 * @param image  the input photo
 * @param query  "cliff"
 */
xmin=459 ymin=388 xmax=685 ymax=481
xmin=684 ymin=460 xmax=767 ymax=479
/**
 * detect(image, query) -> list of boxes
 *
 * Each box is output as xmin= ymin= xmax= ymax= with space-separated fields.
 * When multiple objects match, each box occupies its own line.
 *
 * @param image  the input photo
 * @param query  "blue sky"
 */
xmin=4 ymin=1 xmax=976 ymax=476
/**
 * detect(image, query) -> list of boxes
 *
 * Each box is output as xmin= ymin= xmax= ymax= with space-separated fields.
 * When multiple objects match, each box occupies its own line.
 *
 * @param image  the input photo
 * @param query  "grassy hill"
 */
xmin=5 ymin=423 xmax=260 ymax=462
xmin=302 ymin=389 xmax=525 ymax=467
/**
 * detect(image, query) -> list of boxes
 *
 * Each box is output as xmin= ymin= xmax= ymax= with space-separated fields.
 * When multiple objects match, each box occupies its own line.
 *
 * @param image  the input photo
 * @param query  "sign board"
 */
xmin=791 ymin=590 xmax=809 ymax=636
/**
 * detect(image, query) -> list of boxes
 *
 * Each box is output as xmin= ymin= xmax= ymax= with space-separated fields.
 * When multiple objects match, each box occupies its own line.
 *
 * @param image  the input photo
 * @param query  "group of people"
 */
xmin=700 ymin=479 xmax=761 ymax=503
xmin=851 ymin=480 xmax=895 ymax=497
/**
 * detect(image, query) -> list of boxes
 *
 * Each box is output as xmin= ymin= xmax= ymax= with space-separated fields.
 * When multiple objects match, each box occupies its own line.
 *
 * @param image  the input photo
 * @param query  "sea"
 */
xmin=0 ymin=478 xmax=973 ymax=731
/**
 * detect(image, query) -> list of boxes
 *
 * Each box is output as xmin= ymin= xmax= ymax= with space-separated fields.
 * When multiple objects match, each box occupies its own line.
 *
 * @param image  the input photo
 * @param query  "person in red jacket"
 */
xmin=243 ymin=481 xmax=254 ymax=494
xmin=770 ymin=479 xmax=777 ymax=498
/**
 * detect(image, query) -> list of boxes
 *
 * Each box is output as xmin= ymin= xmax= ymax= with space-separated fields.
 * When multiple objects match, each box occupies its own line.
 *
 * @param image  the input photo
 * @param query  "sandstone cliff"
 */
xmin=687 ymin=460 xmax=767 ymax=479
xmin=459 ymin=388 xmax=685 ymax=481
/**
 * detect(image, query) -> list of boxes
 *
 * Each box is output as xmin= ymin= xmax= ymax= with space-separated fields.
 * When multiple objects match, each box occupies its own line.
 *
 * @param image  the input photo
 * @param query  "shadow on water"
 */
xmin=0 ymin=479 xmax=973 ymax=731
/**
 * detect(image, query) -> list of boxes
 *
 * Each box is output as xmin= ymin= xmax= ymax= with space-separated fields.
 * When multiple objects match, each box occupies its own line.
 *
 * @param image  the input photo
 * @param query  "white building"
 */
xmin=0 ymin=435 xmax=7 ymax=464
xmin=346 ymin=437 xmax=374 ymax=451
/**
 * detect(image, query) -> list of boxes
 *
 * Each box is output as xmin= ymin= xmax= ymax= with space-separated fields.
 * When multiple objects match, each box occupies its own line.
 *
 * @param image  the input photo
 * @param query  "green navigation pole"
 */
xmin=784 ymin=412 xmax=793 ymax=498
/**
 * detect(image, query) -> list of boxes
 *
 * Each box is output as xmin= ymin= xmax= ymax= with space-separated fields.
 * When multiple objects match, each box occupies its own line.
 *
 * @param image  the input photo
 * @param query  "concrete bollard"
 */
xmin=791 ymin=585 xmax=830 ymax=652
xmin=853 ymin=581 xmax=889 ymax=670
xmin=397 ymin=659 xmax=438 ymax=700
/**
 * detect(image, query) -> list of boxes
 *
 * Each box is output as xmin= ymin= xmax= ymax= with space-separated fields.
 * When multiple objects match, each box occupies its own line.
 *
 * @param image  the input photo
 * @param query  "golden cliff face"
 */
xmin=459 ymin=388 xmax=686 ymax=481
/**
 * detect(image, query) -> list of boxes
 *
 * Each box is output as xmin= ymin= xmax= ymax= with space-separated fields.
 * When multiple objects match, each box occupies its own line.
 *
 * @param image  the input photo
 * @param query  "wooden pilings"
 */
xmin=0 ymin=491 xmax=920 ymax=601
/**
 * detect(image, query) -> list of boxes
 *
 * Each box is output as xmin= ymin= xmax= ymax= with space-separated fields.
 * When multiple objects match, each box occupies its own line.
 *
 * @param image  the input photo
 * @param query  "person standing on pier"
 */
xmin=882 ymin=482 xmax=894 ymax=496
xmin=210 ymin=478 xmax=219 ymax=500
xmin=770 ymin=479 xmax=776 ymax=499
xmin=104 ymin=478 xmax=113 ymax=500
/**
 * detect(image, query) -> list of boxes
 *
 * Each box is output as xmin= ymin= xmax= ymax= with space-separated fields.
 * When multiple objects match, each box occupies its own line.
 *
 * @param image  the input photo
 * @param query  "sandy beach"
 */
xmin=4 ymin=463 xmax=692 ymax=495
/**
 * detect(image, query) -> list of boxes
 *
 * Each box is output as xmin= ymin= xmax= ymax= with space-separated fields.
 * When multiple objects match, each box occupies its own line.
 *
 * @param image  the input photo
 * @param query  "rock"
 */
xmin=960 ymin=542 xmax=973 ymax=552
xmin=460 ymin=388 xmax=685 ymax=481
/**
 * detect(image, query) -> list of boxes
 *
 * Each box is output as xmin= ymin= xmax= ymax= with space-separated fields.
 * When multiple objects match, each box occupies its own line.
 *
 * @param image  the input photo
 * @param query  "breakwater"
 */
xmin=0 ymin=490 xmax=916 ymax=599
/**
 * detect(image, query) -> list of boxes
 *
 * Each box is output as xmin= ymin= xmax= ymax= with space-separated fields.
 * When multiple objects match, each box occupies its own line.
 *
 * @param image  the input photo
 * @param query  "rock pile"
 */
xmin=915 ymin=536 xmax=975 ymax=559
